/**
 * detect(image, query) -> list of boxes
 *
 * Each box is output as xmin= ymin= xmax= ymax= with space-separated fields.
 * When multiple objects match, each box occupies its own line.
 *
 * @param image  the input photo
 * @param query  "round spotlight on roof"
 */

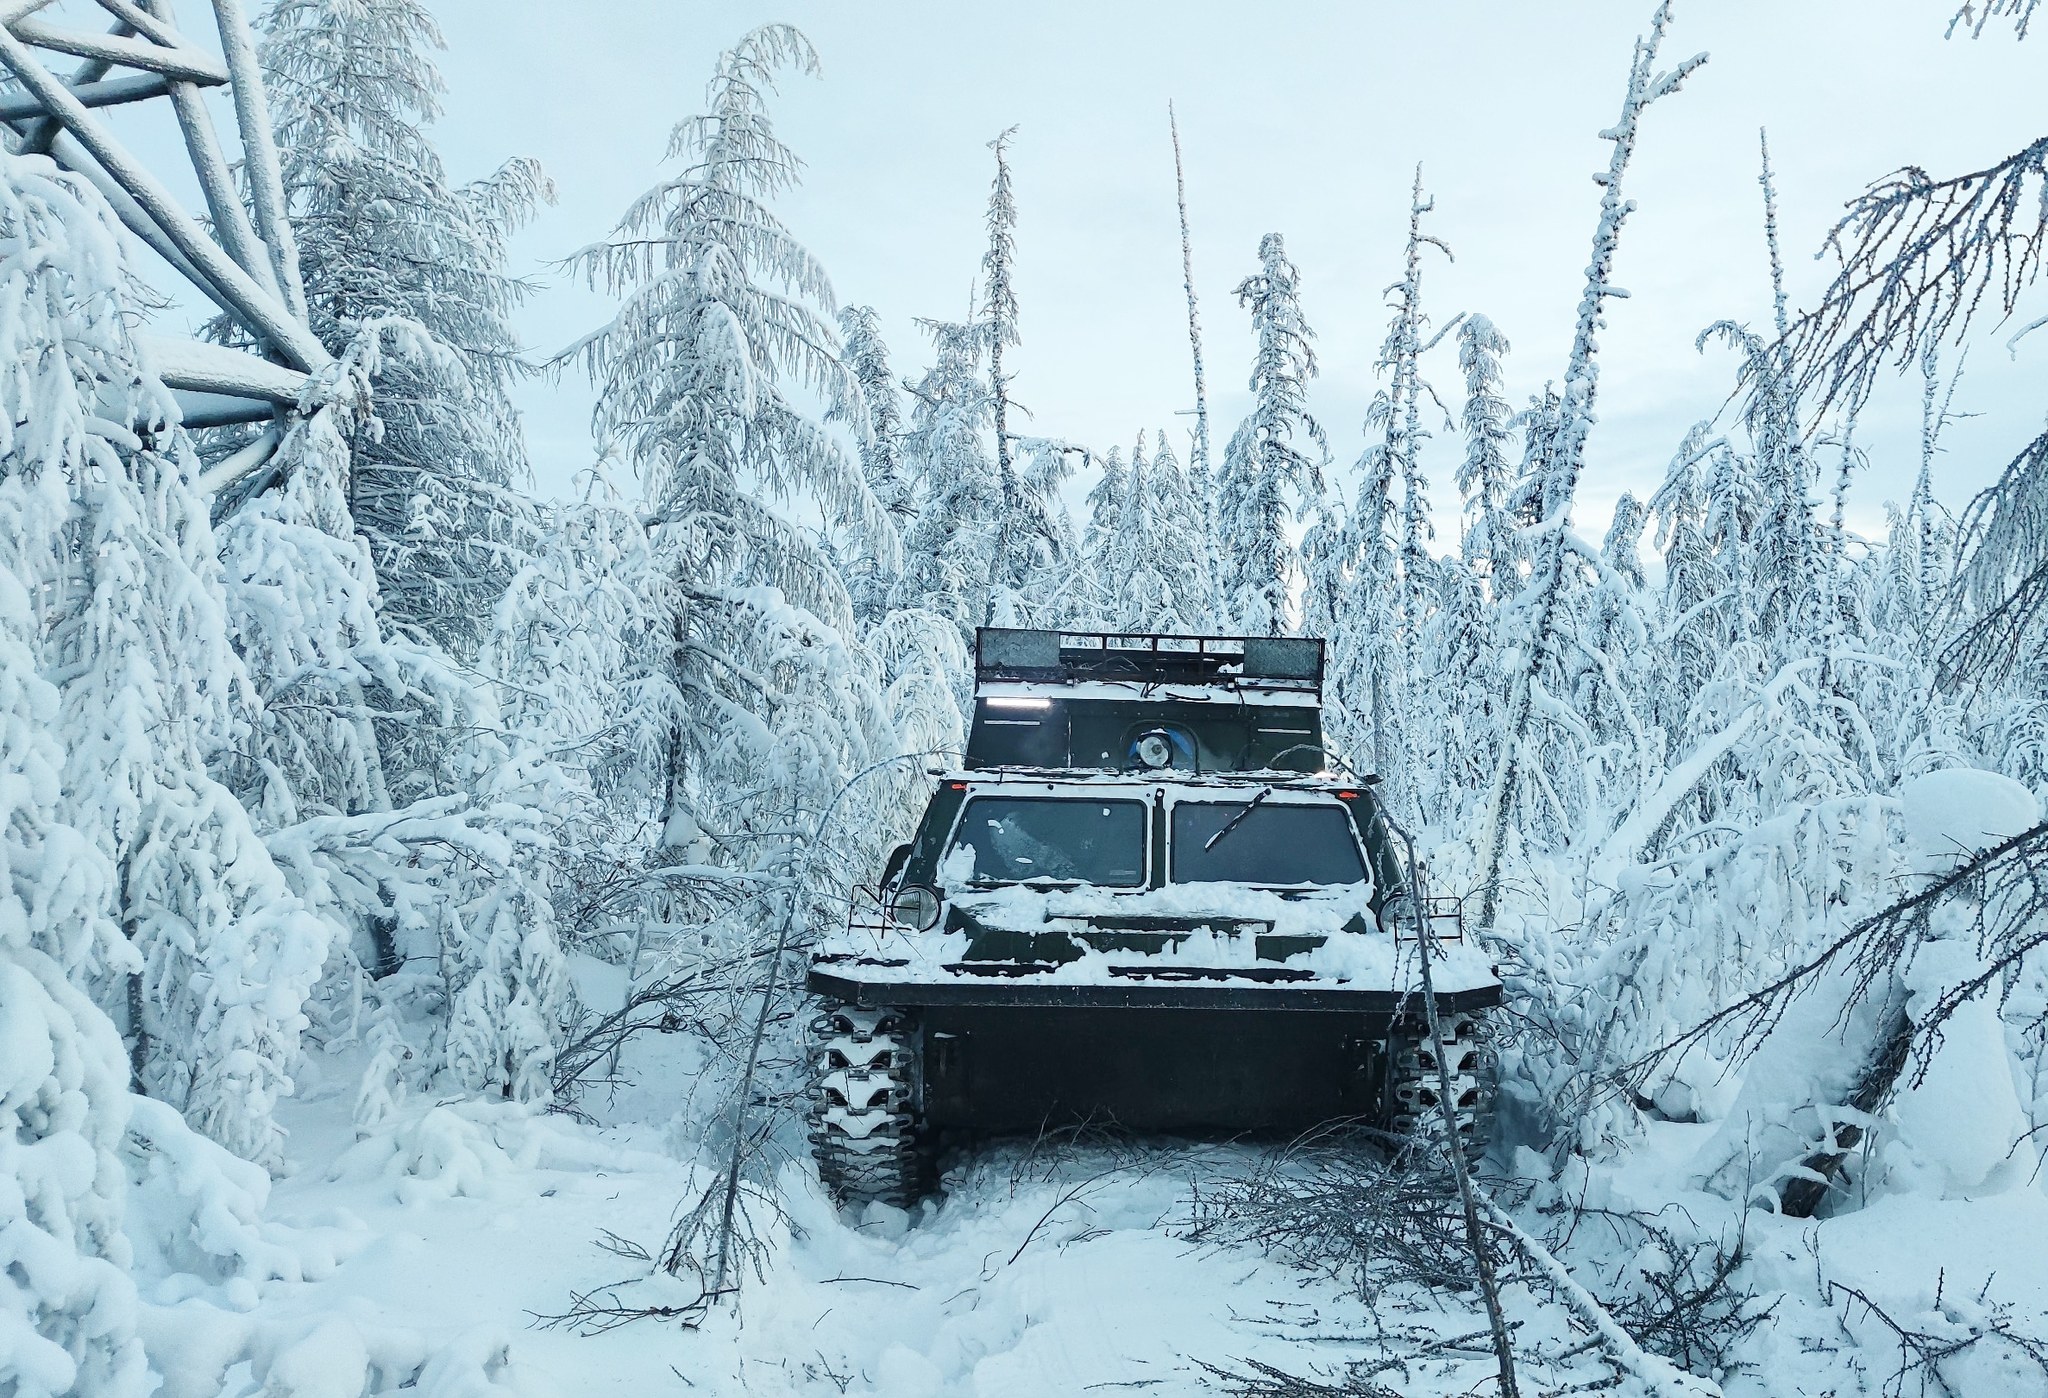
xmin=1134 ymin=729 xmax=1177 ymax=770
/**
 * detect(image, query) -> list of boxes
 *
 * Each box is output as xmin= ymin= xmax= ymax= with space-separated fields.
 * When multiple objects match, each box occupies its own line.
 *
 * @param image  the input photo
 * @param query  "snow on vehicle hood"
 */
xmin=823 ymin=880 xmax=1499 ymax=994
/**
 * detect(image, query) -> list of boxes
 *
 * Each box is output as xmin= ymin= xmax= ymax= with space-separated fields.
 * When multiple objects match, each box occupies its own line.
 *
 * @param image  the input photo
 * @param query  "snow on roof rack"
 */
xmin=975 ymin=628 xmax=1323 ymax=693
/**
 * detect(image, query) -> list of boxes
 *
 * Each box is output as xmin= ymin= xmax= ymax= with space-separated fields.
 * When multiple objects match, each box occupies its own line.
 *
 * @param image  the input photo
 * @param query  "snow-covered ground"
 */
xmin=129 ymin=1027 xmax=2048 ymax=1398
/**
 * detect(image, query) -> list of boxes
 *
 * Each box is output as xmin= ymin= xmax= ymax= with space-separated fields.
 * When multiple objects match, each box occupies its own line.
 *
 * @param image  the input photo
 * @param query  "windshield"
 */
xmin=1170 ymin=800 xmax=1369 ymax=887
xmin=945 ymin=797 xmax=1148 ymax=887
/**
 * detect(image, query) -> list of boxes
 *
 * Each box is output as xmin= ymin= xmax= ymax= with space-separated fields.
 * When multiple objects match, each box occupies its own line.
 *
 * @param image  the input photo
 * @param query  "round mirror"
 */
xmin=1375 ymin=892 xmax=1419 ymax=935
xmin=889 ymin=883 xmax=944 ymax=932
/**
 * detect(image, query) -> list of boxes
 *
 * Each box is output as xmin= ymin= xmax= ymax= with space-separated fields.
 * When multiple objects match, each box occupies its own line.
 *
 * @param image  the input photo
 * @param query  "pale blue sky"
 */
xmin=167 ymin=3 xmax=2048 ymax=541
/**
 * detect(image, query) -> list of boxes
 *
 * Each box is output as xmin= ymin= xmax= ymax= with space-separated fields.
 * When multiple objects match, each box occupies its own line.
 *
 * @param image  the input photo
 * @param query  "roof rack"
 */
xmin=975 ymin=628 xmax=1323 ymax=694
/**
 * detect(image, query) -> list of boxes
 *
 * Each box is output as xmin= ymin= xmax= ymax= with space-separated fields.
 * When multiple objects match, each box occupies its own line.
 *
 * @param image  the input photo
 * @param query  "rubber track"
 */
xmin=1386 ymin=1010 xmax=1498 ymax=1164
xmin=806 ymin=1003 xmax=925 ymax=1208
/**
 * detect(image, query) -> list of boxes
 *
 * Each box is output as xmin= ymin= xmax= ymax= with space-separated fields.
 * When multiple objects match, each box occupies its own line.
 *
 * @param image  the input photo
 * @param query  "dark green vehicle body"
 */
xmin=807 ymin=630 xmax=1502 ymax=1141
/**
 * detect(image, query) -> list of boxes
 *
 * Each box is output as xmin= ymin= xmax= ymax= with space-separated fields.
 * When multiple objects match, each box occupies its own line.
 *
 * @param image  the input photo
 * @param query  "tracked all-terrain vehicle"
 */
xmin=806 ymin=629 xmax=1502 ymax=1207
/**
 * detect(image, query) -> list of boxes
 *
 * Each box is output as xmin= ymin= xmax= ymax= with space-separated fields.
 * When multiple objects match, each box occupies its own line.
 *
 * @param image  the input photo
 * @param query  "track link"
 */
xmin=1385 ymin=1010 xmax=1498 ymax=1164
xmin=806 ymin=1003 xmax=927 ymax=1209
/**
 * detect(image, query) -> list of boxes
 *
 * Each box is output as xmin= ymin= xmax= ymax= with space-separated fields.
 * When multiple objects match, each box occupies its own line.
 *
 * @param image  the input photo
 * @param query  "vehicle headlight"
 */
xmin=889 ymin=883 xmax=943 ymax=932
xmin=1376 ymin=893 xmax=1419 ymax=935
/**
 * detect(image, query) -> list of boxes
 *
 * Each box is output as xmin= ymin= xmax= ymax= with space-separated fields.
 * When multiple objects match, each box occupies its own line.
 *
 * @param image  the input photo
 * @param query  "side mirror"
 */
xmin=879 ymin=841 xmax=912 ymax=891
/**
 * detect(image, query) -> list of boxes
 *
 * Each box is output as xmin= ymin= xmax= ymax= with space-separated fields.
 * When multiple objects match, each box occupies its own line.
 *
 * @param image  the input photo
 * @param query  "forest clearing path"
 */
xmin=137 ymin=1045 xmax=2048 ymax=1398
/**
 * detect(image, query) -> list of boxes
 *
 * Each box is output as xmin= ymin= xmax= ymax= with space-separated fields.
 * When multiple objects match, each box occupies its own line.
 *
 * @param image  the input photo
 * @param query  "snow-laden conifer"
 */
xmin=981 ymin=127 xmax=1029 ymax=600
xmin=1217 ymin=233 xmax=1327 ymax=635
xmin=0 ymin=146 xmax=338 ymax=1169
xmin=259 ymin=0 xmax=552 ymax=654
xmin=0 ymin=161 xmax=150 ymax=1398
xmin=567 ymin=24 xmax=884 ymax=561
xmin=1381 ymin=168 xmax=1457 ymax=654
xmin=563 ymin=33 xmax=924 ymax=1165
xmin=1143 ymin=431 xmax=1217 ymax=630
xmin=837 ymin=306 xmax=912 ymax=624
xmin=1456 ymin=315 xmax=1519 ymax=588
xmin=895 ymin=318 xmax=999 ymax=643
xmin=1083 ymin=444 xmax=1127 ymax=561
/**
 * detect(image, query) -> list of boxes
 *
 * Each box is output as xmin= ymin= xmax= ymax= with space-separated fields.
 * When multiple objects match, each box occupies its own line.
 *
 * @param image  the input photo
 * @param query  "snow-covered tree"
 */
xmin=567 ymin=23 xmax=914 ymax=1004
xmin=1456 ymin=314 xmax=1519 ymax=588
xmin=895 ymin=318 xmax=999 ymax=642
xmin=1381 ymin=169 xmax=1455 ymax=652
xmin=0 ymin=151 xmax=154 ymax=1398
xmin=1143 ymin=431 xmax=1218 ymax=630
xmin=1341 ymin=169 xmax=1459 ymax=807
xmin=836 ymin=306 xmax=912 ymax=624
xmin=568 ymin=24 xmax=881 ymax=558
xmin=260 ymin=0 xmax=552 ymax=654
xmin=1083 ymin=443 xmax=1127 ymax=559
xmin=0 ymin=144 xmax=344 ymax=1171
xmin=981 ymin=127 xmax=1032 ymax=604
xmin=1218 ymin=233 xmax=1327 ymax=635
xmin=1475 ymin=4 xmax=1705 ymax=919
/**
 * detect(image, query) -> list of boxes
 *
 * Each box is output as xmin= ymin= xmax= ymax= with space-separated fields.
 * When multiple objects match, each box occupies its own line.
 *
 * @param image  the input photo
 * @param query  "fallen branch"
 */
xmin=1481 ymin=1194 xmax=1721 ymax=1398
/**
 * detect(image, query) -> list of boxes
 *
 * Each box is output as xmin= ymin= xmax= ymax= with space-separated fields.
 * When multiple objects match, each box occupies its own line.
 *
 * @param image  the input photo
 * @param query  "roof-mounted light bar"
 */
xmin=975 ymin=628 xmax=1324 ymax=694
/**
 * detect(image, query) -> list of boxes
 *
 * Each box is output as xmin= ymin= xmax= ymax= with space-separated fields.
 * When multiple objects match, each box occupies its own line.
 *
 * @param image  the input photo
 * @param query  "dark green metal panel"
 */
xmin=899 ymin=782 xmax=968 ymax=887
xmin=919 ymin=1005 xmax=1387 ymax=1134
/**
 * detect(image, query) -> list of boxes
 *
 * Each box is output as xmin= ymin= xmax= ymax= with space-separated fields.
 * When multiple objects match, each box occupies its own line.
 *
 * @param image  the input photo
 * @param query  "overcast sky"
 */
xmin=403 ymin=6 xmax=2040 ymax=540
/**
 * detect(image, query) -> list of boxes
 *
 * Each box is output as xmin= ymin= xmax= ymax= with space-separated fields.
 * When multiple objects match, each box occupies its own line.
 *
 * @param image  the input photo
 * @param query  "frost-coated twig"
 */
xmin=1380 ymin=810 xmax=1520 ymax=1398
xmin=1943 ymin=426 xmax=2048 ymax=684
xmin=659 ymin=750 xmax=953 ymax=1302
xmin=1790 ymin=135 xmax=2047 ymax=412
xmin=1626 ymin=818 xmax=2048 ymax=1123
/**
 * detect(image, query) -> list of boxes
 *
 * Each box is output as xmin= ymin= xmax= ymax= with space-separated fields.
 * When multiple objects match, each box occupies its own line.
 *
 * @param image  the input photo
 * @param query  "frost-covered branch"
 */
xmin=1791 ymin=136 xmax=2048 ymax=411
xmin=1476 ymin=1 xmax=1705 ymax=924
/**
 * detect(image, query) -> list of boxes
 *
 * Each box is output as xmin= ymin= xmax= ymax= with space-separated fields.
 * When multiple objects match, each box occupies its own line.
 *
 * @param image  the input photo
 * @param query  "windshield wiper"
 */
xmin=1203 ymin=786 xmax=1273 ymax=851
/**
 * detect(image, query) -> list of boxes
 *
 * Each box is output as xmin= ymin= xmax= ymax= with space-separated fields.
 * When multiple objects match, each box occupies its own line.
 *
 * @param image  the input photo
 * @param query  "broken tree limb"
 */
xmin=1481 ymin=1193 xmax=1722 ymax=1398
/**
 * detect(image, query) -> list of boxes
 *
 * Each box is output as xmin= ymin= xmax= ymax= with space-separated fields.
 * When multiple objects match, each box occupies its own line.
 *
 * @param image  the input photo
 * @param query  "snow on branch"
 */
xmin=1950 ymin=0 xmax=2042 ymax=38
xmin=1632 ymin=817 xmax=2048 ymax=1087
xmin=1942 ymin=426 xmax=2048 ymax=683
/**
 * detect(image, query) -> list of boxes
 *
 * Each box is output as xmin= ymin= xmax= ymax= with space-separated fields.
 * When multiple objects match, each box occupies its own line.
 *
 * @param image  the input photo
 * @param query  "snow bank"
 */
xmin=136 ymin=1304 xmax=540 ymax=1398
xmin=328 ymin=1099 xmax=630 ymax=1204
xmin=124 ymin=1095 xmax=361 ymax=1299
xmin=1898 ymin=767 xmax=2040 ymax=875
xmin=1883 ymin=948 xmax=2031 ymax=1198
xmin=1690 ymin=962 xmax=1899 ymax=1209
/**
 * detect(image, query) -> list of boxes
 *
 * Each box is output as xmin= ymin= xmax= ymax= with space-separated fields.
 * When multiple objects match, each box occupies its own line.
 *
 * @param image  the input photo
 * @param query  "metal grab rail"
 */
xmin=1393 ymin=895 xmax=1469 ymax=945
xmin=845 ymin=884 xmax=895 ymax=943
